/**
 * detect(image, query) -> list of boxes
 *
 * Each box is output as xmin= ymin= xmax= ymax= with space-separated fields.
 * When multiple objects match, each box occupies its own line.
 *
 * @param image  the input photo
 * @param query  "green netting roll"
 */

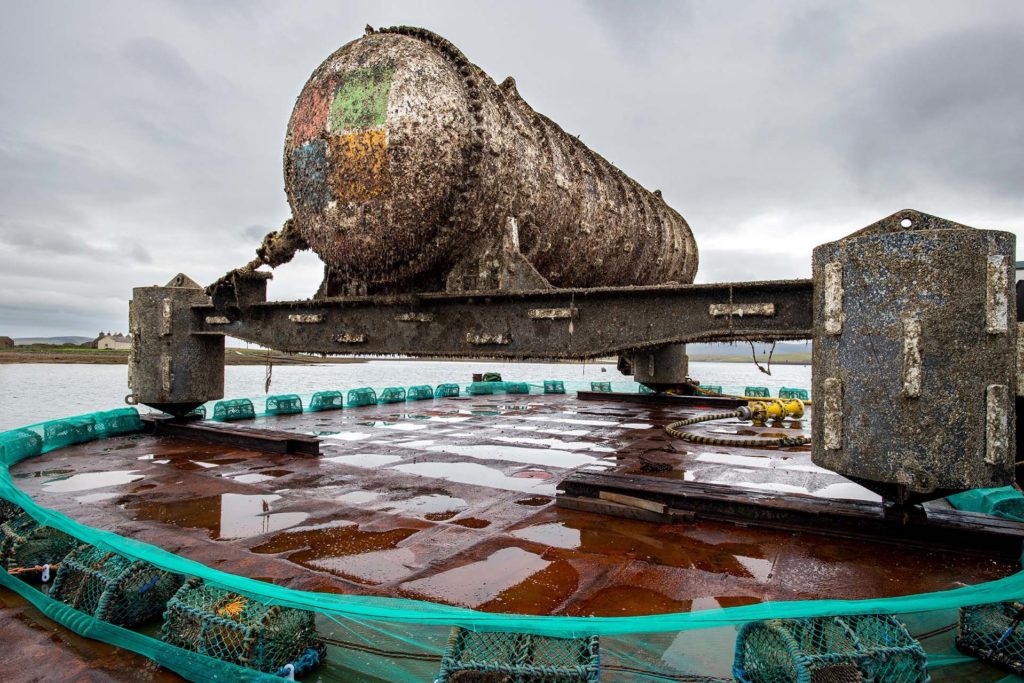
xmin=467 ymin=382 xmax=496 ymax=396
xmin=94 ymin=408 xmax=144 ymax=437
xmin=347 ymin=387 xmax=377 ymax=407
xmin=0 ymin=513 xmax=80 ymax=572
xmin=378 ymin=387 xmax=407 ymax=404
xmin=504 ymin=382 xmax=530 ymax=395
xmin=734 ymin=615 xmax=928 ymax=683
xmin=265 ymin=394 xmax=303 ymax=416
xmin=437 ymin=627 xmax=601 ymax=682
xmin=779 ymin=387 xmax=809 ymax=400
xmin=948 ymin=486 xmax=1024 ymax=522
xmin=590 ymin=382 xmax=612 ymax=392
xmin=44 ymin=416 xmax=97 ymax=451
xmin=407 ymin=385 xmax=434 ymax=401
xmin=309 ymin=390 xmax=344 ymax=412
xmin=212 ymin=399 xmax=256 ymax=422
xmin=161 ymin=578 xmax=325 ymax=674
xmin=0 ymin=429 xmax=43 ymax=462
xmin=745 ymin=386 xmax=771 ymax=398
xmin=51 ymin=545 xmax=184 ymax=628
xmin=544 ymin=380 xmax=565 ymax=395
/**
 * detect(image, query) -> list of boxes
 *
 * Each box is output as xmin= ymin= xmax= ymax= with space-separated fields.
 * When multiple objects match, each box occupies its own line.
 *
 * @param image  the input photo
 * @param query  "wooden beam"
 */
xmin=140 ymin=415 xmax=320 ymax=456
xmin=559 ymin=470 xmax=1024 ymax=559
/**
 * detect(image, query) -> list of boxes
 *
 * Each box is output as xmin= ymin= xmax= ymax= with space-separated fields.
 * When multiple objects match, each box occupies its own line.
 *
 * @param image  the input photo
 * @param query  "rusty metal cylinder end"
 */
xmin=283 ymin=26 xmax=697 ymax=293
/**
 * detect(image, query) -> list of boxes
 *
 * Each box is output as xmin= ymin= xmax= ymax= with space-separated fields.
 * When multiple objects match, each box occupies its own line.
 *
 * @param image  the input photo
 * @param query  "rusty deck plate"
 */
xmin=13 ymin=394 xmax=1015 ymax=621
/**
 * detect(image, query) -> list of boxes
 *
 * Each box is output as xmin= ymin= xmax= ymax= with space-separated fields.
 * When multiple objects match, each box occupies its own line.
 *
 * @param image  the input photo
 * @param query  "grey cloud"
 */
xmin=121 ymin=37 xmax=205 ymax=89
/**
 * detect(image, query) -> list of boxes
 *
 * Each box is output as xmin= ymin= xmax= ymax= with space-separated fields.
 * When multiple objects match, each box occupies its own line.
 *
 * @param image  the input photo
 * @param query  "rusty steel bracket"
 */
xmin=192 ymin=279 xmax=813 ymax=359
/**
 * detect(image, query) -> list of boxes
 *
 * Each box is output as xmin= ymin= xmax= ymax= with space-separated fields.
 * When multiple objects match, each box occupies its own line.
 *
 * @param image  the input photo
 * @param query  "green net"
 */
xmin=590 ymin=382 xmax=612 ymax=393
xmin=0 ymin=428 xmax=43 ymax=462
xmin=744 ymin=386 xmax=771 ymax=398
xmin=0 ymin=512 xmax=80 ymax=572
xmin=734 ymin=615 xmax=929 ymax=683
xmin=437 ymin=628 xmax=601 ymax=682
xmin=407 ymin=385 xmax=434 ymax=401
xmin=948 ymin=487 xmax=1024 ymax=522
xmin=347 ymin=387 xmax=377 ymax=407
xmin=701 ymin=385 xmax=723 ymax=395
xmin=779 ymin=387 xmax=810 ymax=401
xmin=50 ymin=544 xmax=184 ymax=628
xmin=212 ymin=399 xmax=255 ymax=422
xmin=265 ymin=394 xmax=303 ymax=416
xmin=435 ymin=383 xmax=460 ymax=398
xmin=44 ymin=416 xmax=97 ymax=450
xmin=638 ymin=384 xmax=656 ymax=394
xmin=467 ymin=382 xmax=497 ymax=396
xmin=544 ymin=380 xmax=565 ymax=394
xmin=161 ymin=578 xmax=325 ymax=675
xmin=309 ymin=390 xmax=344 ymax=412
xmin=481 ymin=372 xmax=503 ymax=382
xmin=378 ymin=387 xmax=407 ymax=404
xmin=956 ymin=602 xmax=1024 ymax=675
xmin=188 ymin=405 xmax=207 ymax=419
xmin=504 ymin=382 xmax=530 ymax=395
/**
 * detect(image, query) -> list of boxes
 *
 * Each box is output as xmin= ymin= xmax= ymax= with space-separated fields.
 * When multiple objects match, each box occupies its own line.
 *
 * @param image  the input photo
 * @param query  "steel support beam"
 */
xmin=193 ymin=279 xmax=812 ymax=360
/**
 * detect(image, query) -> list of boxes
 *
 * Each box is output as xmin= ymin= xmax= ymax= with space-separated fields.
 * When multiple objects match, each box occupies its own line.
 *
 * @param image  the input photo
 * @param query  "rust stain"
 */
xmin=327 ymin=129 xmax=390 ymax=202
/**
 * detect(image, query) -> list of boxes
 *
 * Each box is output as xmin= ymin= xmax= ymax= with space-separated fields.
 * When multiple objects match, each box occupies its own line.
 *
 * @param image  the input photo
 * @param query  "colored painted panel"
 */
xmin=329 ymin=66 xmax=393 ymax=132
xmin=290 ymin=78 xmax=334 ymax=147
xmin=327 ymin=130 xmax=390 ymax=202
xmin=290 ymin=140 xmax=333 ymax=210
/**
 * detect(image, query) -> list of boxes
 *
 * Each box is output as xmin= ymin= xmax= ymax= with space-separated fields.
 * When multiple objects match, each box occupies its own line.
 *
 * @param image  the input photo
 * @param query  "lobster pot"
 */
xmin=745 ymin=387 xmax=771 ymax=398
xmin=407 ymin=385 xmax=434 ymax=401
xmin=957 ymin=602 xmax=1024 ymax=675
xmin=161 ymin=579 xmax=325 ymax=675
xmin=544 ymin=381 xmax=565 ymax=395
xmin=733 ymin=615 xmax=928 ymax=683
xmin=310 ymin=390 xmax=344 ymax=411
xmin=435 ymin=384 xmax=460 ymax=398
xmin=266 ymin=394 xmax=303 ymax=416
xmin=347 ymin=388 xmax=377 ymax=407
xmin=0 ymin=499 xmax=24 ymax=525
xmin=0 ymin=513 xmax=79 ymax=572
xmin=590 ymin=382 xmax=612 ymax=393
xmin=50 ymin=545 xmax=184 ymax=627
xmin=436 ymin=628 xmax=600 ymax=682
xmin=213 ymin=399 xmax=255 ymax=422
xmin=378 ymin=387 xmax=406 ymax=404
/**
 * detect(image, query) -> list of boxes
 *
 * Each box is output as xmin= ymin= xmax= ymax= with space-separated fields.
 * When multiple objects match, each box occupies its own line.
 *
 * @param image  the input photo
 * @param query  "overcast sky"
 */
xmin=1 ymin=1 xmax=1022 ymax=337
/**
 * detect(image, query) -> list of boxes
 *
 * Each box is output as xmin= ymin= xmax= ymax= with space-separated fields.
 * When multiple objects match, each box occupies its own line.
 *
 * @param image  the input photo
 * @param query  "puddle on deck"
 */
xmin=43 ymin=470 xmax=145 ymax=493
xmin=251 ymin=524 xmax=422 ymax=585
xmin=131 ymin=493 xmax=308 ymax=539
xmin=392 ymin=461 xmax=558 ymax=495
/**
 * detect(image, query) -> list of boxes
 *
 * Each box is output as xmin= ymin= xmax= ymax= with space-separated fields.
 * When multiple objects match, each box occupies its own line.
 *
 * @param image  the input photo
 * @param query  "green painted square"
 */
xmin=330 ymin=66 xmax=393 ymax=132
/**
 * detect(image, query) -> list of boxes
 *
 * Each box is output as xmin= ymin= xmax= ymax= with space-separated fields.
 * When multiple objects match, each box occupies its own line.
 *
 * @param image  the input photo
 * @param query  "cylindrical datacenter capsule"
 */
xmin=284 ymin=26 xmax=697 ymax=293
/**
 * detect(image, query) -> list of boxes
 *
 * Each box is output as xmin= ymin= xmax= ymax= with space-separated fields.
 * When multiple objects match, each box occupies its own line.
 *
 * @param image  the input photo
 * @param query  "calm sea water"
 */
xmin=0 ymin=360 xmax=810 ymax=431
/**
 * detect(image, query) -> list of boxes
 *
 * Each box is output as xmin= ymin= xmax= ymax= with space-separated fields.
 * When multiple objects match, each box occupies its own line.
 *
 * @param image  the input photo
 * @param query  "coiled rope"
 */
xmin=665 ymin=410 xmax=811 ymax=448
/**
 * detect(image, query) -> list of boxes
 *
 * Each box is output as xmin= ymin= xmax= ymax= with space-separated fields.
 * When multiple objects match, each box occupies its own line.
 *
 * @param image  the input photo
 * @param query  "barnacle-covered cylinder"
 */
xmin=284 ymin=26 xmax=698 ymax=293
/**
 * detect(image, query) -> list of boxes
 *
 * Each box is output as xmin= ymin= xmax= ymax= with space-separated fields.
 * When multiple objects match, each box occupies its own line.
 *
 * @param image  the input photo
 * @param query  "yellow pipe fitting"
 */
xmin=746 ymin=399 xmax=804 ymax=427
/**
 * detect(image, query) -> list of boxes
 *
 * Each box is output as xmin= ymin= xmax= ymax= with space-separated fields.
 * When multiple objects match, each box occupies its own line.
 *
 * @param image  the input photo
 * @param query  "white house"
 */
xmin=96 ymin=333 xmax=132 ymax=350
